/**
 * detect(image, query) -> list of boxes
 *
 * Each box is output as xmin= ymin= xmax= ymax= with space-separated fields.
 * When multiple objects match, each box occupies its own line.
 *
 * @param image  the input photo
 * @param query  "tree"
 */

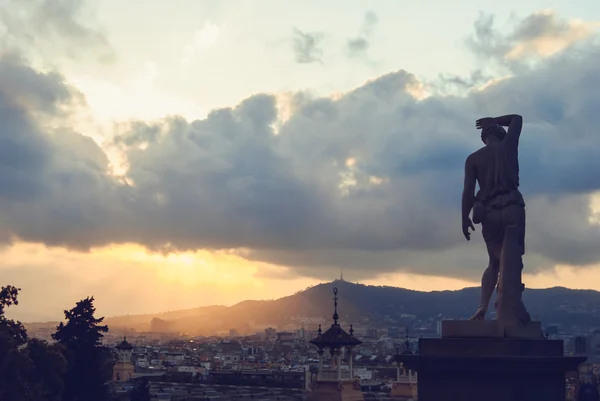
xmin=0 ymin=346 xmax=33 ymax=401
xmin=24 ymin=339 xmax=67 ymax=401
xmin=0 ymin=286 xmax=66 ymax=401
xmin=53 ymin=296 xmax=115 ymax=401
xmin=53 ymin=296 xmax=108 ymax=348
xmin=0 ymin=285 xmax=27 ymax=350
xmin=130 ymin=377 xmax=151 ymax=401
xmin=0 ymin=285 xmax=30 ymax=400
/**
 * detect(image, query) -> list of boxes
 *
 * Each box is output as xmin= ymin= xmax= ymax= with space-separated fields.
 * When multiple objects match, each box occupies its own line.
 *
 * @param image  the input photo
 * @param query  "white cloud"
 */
xmin=181 ymin=21 xmax=221 ymax=66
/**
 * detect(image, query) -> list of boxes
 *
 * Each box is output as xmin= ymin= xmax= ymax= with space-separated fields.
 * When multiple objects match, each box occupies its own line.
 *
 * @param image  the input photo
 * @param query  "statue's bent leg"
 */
xmin=469 ymin=246 xmax=500 ymax=320
xmin=470 ymin=209 xmax=502 ymax=320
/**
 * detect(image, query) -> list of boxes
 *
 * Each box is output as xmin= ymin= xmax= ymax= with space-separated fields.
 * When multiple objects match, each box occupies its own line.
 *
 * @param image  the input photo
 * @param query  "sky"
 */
xmin=2 ymin=0 xmax=600 ymax=321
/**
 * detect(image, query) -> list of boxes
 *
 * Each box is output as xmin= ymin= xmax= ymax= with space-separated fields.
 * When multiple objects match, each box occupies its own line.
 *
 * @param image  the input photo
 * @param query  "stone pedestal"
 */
xmin=495 ymin=225 xmax=531 ymax=325
xmin=307 ymin=378 xmax=364 ymax=401
xmin=397 ymin=337 xmax=585 ymax=401
xmin=389 ymin=379 xmax=418 ymax=399
xmin=442 ymin=319 xmax=542 ymax=338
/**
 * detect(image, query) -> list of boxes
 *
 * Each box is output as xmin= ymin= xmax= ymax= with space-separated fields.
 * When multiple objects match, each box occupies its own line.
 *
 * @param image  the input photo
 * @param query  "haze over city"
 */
xmin=2 ymin=0 xmax=600 ymax=322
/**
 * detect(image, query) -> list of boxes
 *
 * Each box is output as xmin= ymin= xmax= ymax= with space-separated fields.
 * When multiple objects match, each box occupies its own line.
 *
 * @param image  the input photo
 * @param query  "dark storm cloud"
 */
xmin=435 ymin=70 xmax=493 ymax=93
xmin=0 ymin=53 xmax=57 ymax=201
xmin=292 ymin=28 xmax=325 ymax=64
xmin=0 ymin=0 xmax=114 ymax=62
xmin=347 ymin=11 xmax=378 ymax=59
xmin=0 ymin=51 xmax=130 ymax=250
xmin=511 ymin=11 xmax=588 ymax=42
xmin=110 ymin=44 xmax=600 ymax=277
xmin=467 ymin=13 xmax=508 ymax=60
xmin=1 ymin=11 xmax=600 ymax=282
xmin=347 ymin=37 xmax=369 ymax=55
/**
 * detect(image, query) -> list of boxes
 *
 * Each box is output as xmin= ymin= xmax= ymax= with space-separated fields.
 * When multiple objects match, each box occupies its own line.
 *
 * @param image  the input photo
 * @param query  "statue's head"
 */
xmin=481 ymin=124 xmax=506 ymax=144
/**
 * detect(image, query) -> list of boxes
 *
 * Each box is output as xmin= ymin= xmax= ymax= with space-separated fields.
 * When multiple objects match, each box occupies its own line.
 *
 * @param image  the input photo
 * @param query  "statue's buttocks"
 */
xmin=469 ymin=139 xmax=525 ymax=254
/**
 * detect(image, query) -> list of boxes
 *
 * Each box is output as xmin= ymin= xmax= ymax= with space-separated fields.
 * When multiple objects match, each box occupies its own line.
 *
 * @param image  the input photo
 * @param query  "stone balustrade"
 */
xmin=317 ymin=369 xmax=352 ymax=381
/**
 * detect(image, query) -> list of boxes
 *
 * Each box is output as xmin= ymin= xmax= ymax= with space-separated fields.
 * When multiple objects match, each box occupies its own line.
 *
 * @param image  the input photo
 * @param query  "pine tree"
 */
xmin=53 ymin=296 xmax=116 ymax=401
xmin=53 ymin=296 xmax=108 ymax=348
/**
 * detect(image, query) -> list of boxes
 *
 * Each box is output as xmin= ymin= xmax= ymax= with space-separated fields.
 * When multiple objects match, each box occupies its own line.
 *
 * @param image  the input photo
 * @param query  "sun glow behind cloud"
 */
xmin=69 ymin=66 xmax=206 ymax=123
xmin=4 ymin=241 xmax=600 ymax=321
xmin=181 ymin=21 xmax=221 ymax=66
xmin=0 ymin=242 xmax=319 ymax=321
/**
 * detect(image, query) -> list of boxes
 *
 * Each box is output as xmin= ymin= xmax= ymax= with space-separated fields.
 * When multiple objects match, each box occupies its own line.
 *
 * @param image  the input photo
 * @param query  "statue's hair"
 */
xmin=483 ymin=124 xmax=506 ymax=141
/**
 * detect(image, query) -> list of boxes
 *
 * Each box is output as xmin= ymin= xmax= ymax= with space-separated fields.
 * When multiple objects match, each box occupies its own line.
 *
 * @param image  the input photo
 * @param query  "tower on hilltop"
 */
xmin=112 ymin=336 xmax=135 ymax=382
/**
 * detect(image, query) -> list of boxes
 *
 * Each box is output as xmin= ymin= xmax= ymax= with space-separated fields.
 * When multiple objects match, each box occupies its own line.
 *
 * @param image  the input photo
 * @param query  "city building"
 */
xmin=113 ymin=337 xmax=135 ymax=382
xmin=307 ymin=286 xmax=363 ymax=401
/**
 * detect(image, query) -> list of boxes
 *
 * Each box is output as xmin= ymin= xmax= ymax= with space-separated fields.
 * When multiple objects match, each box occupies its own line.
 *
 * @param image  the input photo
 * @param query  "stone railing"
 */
xmin=395 ymin=374 xmax=417 ymax=384
xmin=317 ymin=369 xmax=352 ymax=381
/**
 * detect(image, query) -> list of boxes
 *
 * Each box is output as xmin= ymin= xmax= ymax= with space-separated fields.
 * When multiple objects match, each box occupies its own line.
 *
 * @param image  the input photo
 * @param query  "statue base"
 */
xmin=307 ymin=378 xmax=364 ymax=401
xmin=389 ymin=379 xmax=417 ymax=399
xmin=441 ymin=319 xmax=542 ymax=338
xmin=397 ymin=338 xmax=585 ymax=401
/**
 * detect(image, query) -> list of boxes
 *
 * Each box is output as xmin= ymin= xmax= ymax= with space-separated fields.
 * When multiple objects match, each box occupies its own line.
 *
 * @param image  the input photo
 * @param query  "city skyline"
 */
xmin=2 ymin=0 xmax=600 ymax=321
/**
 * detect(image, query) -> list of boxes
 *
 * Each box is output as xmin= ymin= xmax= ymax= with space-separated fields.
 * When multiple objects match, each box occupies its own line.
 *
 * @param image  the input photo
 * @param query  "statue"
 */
xmin=461 ymin=114 xmax=531 ymax=325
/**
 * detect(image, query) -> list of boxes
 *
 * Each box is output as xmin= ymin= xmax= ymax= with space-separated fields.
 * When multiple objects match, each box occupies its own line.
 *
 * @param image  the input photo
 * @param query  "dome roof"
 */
xmin=310 ymin=323 xmax=362 ymax=349
xmin=115 ymin=337 xmax=134 ymax=350
xmin=309 ymin=287 xmax=362 ymax=350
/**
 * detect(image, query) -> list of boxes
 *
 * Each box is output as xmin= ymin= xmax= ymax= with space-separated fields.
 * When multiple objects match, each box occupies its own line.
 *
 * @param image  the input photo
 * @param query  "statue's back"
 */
xmin=474 ymin=139 xmax=520 ymax=206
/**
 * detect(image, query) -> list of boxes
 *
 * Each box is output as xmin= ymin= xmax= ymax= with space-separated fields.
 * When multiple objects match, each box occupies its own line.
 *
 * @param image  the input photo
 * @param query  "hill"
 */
xmin=101 ymin=280 xmax=600 ymax=336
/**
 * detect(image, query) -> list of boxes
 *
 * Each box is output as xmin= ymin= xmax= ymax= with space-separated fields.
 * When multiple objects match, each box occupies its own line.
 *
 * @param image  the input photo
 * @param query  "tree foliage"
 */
xmin=0 ymin=289 xmax=121 ymax=401
xmin=53 ymin=296 xmax=108 ymax=348
xmin=0 ymin=285 xmax=27 ymax=348
xmin=53 ymin=296 xmax=115 ymax=401
xmin=0 ymin=285 xmax=67 ymax=401
xmin=25 ymin=339 xmax=68 ymax=401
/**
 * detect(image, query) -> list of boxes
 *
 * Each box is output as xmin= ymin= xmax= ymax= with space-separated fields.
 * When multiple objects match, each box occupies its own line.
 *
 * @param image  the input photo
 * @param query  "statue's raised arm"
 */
xmin=476 ymin=114 xmax=522 ymax=145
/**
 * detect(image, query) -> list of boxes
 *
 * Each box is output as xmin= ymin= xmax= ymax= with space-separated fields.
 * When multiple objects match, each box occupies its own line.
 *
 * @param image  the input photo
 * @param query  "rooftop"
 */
xmin=116 ymin=336 xmax=134 ymax=351
xmin=309 ymin=287 xmax=362 ymax=349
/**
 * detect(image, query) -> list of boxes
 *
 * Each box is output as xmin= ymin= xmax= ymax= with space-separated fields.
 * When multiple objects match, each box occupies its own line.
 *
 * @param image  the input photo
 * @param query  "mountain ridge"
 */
xmin=97 ymin=281 xmax=600 ymax=335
